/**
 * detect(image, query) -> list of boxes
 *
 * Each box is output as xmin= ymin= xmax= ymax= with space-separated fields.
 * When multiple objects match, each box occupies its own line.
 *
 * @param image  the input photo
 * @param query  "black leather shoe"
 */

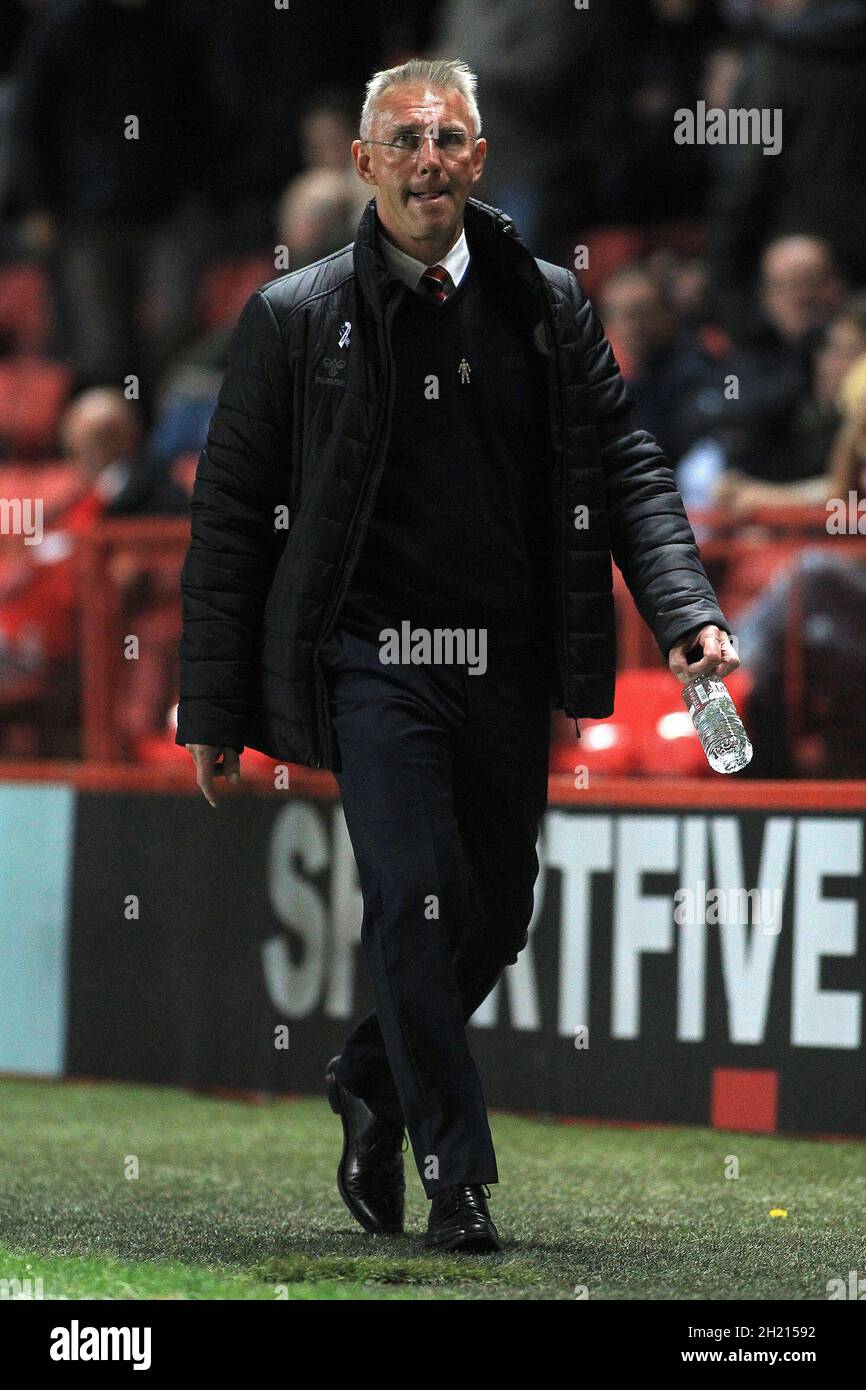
xmin=325 ymin=1055 xmax=405 ymax=1235
xmin=424 ymin=1183 xmax=503 ymax=1252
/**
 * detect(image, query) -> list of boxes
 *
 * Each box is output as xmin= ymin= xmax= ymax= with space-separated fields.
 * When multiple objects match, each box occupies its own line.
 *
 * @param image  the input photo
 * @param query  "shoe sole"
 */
xmin=424 ymin=1229 xmax=503 ymax=1254
xmin=326 ymin=1060 xmax=403 ymax=1237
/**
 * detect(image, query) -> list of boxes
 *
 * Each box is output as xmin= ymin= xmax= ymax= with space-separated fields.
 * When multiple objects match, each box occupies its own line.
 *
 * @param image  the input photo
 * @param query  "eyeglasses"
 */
xmin=363 ymin=130 xmax=480 ymax=158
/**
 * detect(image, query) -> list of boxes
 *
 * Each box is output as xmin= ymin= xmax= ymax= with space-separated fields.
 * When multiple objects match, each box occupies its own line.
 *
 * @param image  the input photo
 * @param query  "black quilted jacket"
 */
xmin=176 ymin=196 xmax=729 ymax=769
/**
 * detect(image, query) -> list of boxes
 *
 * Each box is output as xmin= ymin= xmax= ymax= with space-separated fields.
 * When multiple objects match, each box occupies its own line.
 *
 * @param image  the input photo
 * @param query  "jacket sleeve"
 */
xmin=568 ymin=271 xmax=731 ymax=661
xmin=176 ymin=290 xmax=291 ymax=751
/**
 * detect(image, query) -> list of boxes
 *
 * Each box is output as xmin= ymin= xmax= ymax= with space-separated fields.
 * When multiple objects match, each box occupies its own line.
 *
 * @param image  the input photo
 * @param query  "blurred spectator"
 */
xmin=612 ymin=0 xmax=728 ymax=223
xmin=758 ymin=234 xmax=846 ymax=347
xmin=647 ymin=250 xmax=732 ymax=358
xmin=600 ymin=263 xmax=714 ymax=463
xmin=825 ymin=353 xmax=866 ymax=498
xmin=153 ymin=83 xmax=375 ymax=467
xmin=275 ymin=88 xmax=370 ymax=270
xmin=690 ymin=236 xmax=846 ymax=495
xmin=197 ymin=1 xmax=387 ymax=254
xmin=703 ymin=38 xmax=744 ymax=116
xmin=148 ymin=327 xmax=231 ymax=471
xmin=431 ymin=0 xmax=632 ymax=258
xmin=707 ymin=0 xmax=866 ymax=324
xmin=278 ymin=170 xmax=361 ymax=271
xmin=714 ymin=293 xmax=866 ymax=515
xmin=0 ymin=388 xmax=185 ymax=686
xmin=10 ymin=0 xmax=216 ymax=396
xmin=736 ymin=543 xmax=866 ymax=777
xmin=297 ymin=87 xmax=365 ymax=179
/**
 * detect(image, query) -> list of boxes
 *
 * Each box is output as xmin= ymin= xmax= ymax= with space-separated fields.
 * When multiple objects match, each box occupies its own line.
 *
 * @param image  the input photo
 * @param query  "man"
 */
xmin=177 ymin=59 xmax=738 ymax=1252
xmin=1 ymin=388 xmax=185 ymax=675
xmin=599 ymin=263 xmax=712 ymax=465
xmin=12 ymin=0 xmax=213 ymax=392
xmin=714 ymin=292 xmax=866 ymax=519
xmin=709 ymin=236 xmax=846 ymax=491
xmin=706 ymin=0 xmax=866 ymax=307
xmin=430 ymin=0 xmax=629 ymax=255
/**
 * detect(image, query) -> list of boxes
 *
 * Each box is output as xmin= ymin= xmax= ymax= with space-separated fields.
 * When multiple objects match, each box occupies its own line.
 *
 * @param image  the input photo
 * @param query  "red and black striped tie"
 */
xmin=419 ymin=264 xmax=449 ymax=302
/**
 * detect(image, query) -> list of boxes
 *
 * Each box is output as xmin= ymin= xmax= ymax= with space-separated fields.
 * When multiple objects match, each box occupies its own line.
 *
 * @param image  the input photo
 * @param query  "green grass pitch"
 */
xmin=0 ymin=1079 xmax=862 ymax=1300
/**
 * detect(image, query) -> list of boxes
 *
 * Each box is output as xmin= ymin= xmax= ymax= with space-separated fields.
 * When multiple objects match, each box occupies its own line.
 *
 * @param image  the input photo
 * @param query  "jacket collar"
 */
xmin=353 ymin=195 xmax=547 ymax=339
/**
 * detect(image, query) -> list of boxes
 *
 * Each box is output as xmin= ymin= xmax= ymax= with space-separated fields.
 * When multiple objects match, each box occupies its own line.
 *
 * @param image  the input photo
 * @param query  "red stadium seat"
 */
xmin=0 ymin=263 xmax=52 ymax=352
xmin=0 ymin=462 xmax=83 ymax=597
xmin=0 ymin=357 xmax=71 ymax=456
xmin=717 ymin=543 xmax=803 ymax=620
xmin=646 ymin=220 xmax=705 ymax=258
xmin=575 ymin=227 xmax=645 ymax=299
xmin=552 ymin=668 xmax=754 ymax=779
xmin=550 ymin=702 xmax=640 ymax=778
xmin=198 ymin=254 xmax=275 ymax=332
xmin=573 ymin=222 xmax=705 ymax=301
xmin=0 ymin=461 xmax=81 ymax=525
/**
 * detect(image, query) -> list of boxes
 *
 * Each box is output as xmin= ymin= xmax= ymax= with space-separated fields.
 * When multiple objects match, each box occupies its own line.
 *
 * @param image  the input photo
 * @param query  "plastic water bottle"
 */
xmin=682 ymin=676 xmax=753 ymax=774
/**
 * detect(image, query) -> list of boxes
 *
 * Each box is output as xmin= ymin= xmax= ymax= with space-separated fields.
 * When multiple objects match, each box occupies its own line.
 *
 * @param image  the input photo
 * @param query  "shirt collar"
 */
xmin=378 ymin=225 xmax=470 ymax=298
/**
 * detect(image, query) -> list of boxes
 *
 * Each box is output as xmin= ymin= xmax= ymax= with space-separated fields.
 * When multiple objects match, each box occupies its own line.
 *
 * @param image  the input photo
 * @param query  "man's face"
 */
xmin=302 ymin=109 xmax=355 ymax=173
xmin=352 ymin=83 xmax=486 ymax=258
xmin=62 ymin=398 xmax=139 ymax=482
xmin=760 ymin=240 xmax=844 ymax=344
xmin=601 ymin=276 xmax=674 ymax=371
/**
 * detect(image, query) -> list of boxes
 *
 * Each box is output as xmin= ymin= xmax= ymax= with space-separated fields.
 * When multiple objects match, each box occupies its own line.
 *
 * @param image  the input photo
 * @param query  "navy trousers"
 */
xmin=320 ymin=625 xmax=551 ymax=1197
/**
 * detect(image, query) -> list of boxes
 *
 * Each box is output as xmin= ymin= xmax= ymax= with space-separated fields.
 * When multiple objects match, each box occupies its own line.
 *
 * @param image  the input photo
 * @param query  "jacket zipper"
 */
xmin=311 ymin=290 xmax=400 ymax=766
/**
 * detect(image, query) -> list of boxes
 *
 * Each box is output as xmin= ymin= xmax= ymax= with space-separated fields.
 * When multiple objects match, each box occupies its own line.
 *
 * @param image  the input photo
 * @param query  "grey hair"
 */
xmin=359 ymin=58 xmax=482 ymax=141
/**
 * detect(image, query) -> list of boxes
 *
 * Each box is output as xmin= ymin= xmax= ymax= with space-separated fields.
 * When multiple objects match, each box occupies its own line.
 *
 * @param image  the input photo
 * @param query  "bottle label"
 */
xmin=697 ymin=680 xmax=724 ymax=704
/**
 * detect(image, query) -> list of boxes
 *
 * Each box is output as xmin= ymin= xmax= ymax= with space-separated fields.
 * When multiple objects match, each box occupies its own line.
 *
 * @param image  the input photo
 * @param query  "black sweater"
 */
xmin=339 ymin=258 xmax=554 ymax=650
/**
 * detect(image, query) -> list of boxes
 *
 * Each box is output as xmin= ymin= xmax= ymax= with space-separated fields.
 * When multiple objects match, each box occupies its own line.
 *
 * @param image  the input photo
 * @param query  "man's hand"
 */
xmin=711 ymin=467 xmax=748 ymax=511
xmin=712 ymin=469 xmax=783 ymax=520
xmin=668 ymin=624 xmax=740 ymax=686
xmin=185 ymin=744 xmax=241 ymax=807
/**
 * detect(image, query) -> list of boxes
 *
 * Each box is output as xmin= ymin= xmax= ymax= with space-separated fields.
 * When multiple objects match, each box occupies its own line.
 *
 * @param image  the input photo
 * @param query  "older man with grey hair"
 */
xmin=177 ymin=58 xmax=737 ymax=1252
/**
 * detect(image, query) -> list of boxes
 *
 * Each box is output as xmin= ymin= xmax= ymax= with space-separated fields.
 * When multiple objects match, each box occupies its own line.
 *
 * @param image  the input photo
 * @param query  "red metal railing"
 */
xmin=76 ymin=508 xmax=864 ymax=766
xmin=77 ymin=517 xmax=188 ymax=760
